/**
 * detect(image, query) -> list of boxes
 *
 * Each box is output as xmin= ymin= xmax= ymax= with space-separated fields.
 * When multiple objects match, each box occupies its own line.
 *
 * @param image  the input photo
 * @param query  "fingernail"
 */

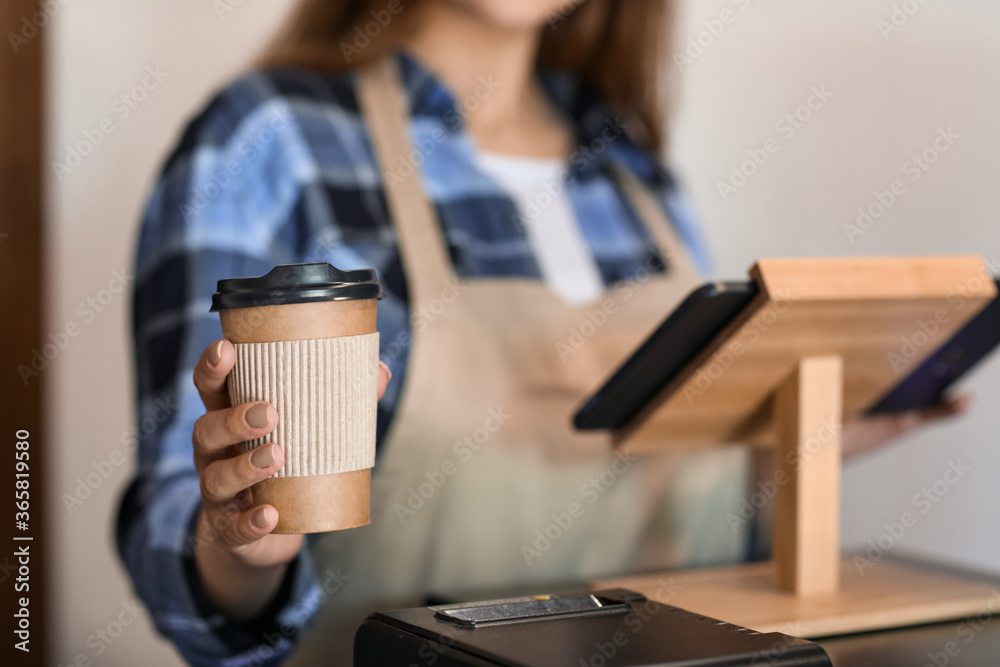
xmin=246 ymin=404 xmax=273 ymax=428
xmin=251 ymin=443 xmax=275 ymax=468
xmin=378 ymin=361 xmax=392 ymax=382
xmin=251 ymin=507 xmax=269 ymax=529
xmin=208 ymin=340 xmax=223 ymax=366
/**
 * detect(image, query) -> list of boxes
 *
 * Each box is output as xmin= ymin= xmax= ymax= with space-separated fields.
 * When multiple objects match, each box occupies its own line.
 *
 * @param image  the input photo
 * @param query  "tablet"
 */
xmin=573 ymin=279 xmax=1000 ymax=431
xmin=573 ymin=281 xmax=758 ymax=431
xmin=868 ymin=278 xmax=1000 ymax=414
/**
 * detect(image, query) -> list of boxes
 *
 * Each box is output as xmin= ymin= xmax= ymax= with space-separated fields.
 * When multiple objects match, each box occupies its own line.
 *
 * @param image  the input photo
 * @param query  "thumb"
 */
xmin=377 ymin=361 xmax=392 ymax=400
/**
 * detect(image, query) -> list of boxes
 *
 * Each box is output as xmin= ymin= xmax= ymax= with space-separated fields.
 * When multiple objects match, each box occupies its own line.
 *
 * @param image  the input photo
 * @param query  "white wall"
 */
xmin=47 ymin=3 xmax=293 ymax=665
xmin=46 ymin=1 xmax=1000 ymax=665
xmin=667 ymin=0 xmax=1000 ymax=574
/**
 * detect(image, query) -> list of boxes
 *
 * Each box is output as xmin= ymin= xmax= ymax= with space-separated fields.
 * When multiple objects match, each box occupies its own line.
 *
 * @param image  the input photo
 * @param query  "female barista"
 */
xmin=117 ymin=1 xmax=965 ymax=664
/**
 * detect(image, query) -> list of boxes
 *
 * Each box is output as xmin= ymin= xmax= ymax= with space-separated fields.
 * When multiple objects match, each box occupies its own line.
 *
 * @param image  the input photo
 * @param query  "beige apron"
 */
xmin=291 ymin=58 xmax=749 ymax=662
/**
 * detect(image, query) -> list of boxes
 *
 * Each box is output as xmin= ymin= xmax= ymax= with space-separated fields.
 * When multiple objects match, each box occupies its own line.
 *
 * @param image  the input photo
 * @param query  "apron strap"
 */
xmin=356 ymin=57 xmax=454 ymax=306
xmin=612 ymin=166 xmax=699 ymax=278
xmin=357 ymin=56 xmax=699 ymax=305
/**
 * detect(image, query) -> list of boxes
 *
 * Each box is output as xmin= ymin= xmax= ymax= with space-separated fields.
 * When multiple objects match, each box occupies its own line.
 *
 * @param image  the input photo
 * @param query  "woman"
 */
xmin=117 ymin=1 xmax=964 ymax=665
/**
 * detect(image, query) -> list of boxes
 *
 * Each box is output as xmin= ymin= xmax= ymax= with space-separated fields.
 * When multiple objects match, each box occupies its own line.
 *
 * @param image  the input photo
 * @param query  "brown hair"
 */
xmin=264 ymin=0 xmax=673 ymax=150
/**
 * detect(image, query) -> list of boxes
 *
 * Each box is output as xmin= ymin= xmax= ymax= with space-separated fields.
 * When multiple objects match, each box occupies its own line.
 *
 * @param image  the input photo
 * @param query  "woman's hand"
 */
xmin=190 ymin=339 xmax=391 ymax=619
xmin=842 ymin=394 xmax=970 ymax=460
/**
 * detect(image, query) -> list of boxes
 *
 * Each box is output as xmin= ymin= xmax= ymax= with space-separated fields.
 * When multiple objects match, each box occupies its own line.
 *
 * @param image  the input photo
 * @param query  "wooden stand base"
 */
xmin=594 ymin=556 xmax=1000 ymax=638
xmin=594 ymin=258 xmax=1000 ymax=641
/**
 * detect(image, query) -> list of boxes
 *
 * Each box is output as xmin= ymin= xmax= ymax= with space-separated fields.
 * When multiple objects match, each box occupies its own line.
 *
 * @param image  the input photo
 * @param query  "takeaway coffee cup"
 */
xmin=211 ymin=263 xmax=383 ymax=533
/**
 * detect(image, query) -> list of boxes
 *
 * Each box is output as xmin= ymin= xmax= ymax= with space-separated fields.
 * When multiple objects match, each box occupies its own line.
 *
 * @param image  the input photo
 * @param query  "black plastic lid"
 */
xmin=210 ymin=263 xmax=384 ymax=311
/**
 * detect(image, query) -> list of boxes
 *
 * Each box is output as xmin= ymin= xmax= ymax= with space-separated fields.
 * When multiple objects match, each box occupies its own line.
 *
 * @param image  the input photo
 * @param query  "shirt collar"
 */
xmin=394 ymin=51 xmax=671 ymax=187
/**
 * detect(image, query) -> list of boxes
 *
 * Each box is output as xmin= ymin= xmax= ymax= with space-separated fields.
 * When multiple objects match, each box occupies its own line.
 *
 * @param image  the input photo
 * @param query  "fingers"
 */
xmin=882 ymin=395 xmax=970 ymax=438
xmin=200 ymin=443 xmax=284 ymax=504
xmin=919 ymin=394 xmax=971 ymax=421
xmin=193 ymin=402 xmax=278 ymax=466
xmin=194 ymin=352 xmax=389 ymax=554
xmin=377 ymin=361 xmax=392 ymax=400
xmin=198 ymin=343 xmax=391 ymax=410
xmin=843 ymin=394 xmax=974 ymax=460
xmin=230 ymin=504 xmax=281 ymax=546
xmin=201 ymin=503 xmax=281 ymax=549
xmin=194 ymin=340 xmax=235 ymax=412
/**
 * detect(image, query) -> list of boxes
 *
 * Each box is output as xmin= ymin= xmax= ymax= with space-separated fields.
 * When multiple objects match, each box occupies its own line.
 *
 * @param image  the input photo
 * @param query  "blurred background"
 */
xmin=5 ymin=0 xmax=1000 ymax=664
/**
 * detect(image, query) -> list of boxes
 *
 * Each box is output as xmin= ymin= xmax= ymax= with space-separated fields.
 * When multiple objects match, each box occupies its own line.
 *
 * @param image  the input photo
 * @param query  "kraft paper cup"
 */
xmin=211 ymin=263 xmax=383 ymax=533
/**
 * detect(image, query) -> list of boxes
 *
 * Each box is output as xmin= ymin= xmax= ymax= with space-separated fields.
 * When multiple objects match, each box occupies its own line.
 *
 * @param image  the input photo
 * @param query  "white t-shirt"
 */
xmin=476 ymin=151 xmax=605 ymax=306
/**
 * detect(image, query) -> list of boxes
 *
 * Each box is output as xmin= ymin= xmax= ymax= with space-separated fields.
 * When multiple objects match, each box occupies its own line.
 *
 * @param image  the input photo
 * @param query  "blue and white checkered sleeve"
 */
xmin=116 ymin=89 xmax=324 ymax=667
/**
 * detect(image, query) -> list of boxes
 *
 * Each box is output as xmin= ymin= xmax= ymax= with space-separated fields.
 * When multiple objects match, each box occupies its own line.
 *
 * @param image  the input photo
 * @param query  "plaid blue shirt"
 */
xmin=116 ymin=52 xmax=711 ymax=667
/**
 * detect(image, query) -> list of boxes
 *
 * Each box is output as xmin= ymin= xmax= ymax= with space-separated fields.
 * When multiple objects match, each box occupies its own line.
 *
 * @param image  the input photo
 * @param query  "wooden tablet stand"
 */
xmin=594 ymin=256 xmax=999 ymax=636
